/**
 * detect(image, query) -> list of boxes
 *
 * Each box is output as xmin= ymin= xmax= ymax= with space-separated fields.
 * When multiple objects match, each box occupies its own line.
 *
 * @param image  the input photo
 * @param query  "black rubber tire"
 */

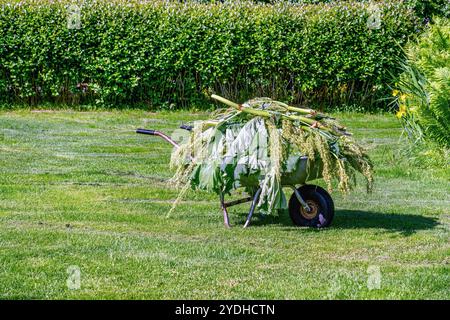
xmin=288 ymin=185 xmax=334 ymax=228
xmin=308 ymin=185 xmax=335 ymax=217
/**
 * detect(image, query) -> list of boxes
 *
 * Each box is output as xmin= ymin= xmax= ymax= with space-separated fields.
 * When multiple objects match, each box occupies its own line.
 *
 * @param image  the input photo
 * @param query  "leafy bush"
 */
xmin=0 ymin=0 xmax=419 ymax=109
xmin=394 ymin=17 xmax=449 ymax=166
xmin=404 ymin=0 xmax=450 ymax=21
xmin=203 ymin=1 xmax=449 ymax=21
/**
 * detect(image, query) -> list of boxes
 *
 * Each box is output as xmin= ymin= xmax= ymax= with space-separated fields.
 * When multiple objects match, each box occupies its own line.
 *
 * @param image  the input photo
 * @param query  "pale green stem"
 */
xmin=211 ymin=94 xmax=340 ymax=136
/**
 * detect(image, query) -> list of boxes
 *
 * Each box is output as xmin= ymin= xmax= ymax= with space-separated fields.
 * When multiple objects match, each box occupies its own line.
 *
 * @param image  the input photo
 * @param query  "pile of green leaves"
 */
xmin=394 ymin=18 xmax=450 ymax=166
xmin=170 ymin=95 xmax=373 ymax=213
xmin=0 ymin=0 xmax=418 ymax=109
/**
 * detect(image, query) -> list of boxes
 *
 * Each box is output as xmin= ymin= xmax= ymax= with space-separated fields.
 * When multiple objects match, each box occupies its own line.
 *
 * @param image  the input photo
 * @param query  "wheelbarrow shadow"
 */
xmin=247 ymin=209 xmax=439 ymax=236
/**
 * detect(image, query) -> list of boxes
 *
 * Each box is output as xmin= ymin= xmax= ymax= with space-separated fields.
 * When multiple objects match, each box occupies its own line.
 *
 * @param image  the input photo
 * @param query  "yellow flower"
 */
xmin=396 ymin=104 xmax=407 ymax=119
xmin=400 ymin=93 xmax=407 ymax=102
xmin=392 ymin=89 xmax=400 ymax=96
xmin=396 ymin=110 xmax=406 ymax=119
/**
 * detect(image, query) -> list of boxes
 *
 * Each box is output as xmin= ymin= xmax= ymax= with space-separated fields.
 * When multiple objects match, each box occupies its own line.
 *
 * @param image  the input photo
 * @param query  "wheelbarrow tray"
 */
xmin=213 ymin=155 xmax=323 ymax=189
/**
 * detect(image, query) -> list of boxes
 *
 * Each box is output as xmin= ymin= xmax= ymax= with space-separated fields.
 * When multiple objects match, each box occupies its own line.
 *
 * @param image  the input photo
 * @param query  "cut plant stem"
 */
xmin=211 ymin=94 xmax=338 ymax=134
xmin=211 ymin=94 xmax=240 ymax=109
xmin=274 ymin=100 xmax=317 ymax=116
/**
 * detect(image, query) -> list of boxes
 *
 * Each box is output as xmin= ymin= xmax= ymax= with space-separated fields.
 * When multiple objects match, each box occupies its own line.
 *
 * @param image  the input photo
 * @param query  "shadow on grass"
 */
xmin=332 ymin=210 xmax=439 ymax=235
xmin=245 ymin=209 xmax=439 ymax=235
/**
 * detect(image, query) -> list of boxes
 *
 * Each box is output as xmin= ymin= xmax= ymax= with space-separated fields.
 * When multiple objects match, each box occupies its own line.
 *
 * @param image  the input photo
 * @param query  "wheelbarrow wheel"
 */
xmin=311 ymin=185 xmax=335 ymax=216
xmin=288 ymin=185 xmax=334 ymax=228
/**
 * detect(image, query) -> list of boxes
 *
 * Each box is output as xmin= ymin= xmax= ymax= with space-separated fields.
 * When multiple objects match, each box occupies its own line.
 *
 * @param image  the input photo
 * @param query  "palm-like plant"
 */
xmin=395 ymin=17 xmax=450 ymax=151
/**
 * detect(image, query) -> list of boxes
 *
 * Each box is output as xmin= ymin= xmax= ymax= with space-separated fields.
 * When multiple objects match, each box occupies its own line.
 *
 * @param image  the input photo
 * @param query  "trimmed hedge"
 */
xmin=0 ymin=0 xmax=419 ymax=109
xmin=231 ymin=1 xmax=449 ymax=21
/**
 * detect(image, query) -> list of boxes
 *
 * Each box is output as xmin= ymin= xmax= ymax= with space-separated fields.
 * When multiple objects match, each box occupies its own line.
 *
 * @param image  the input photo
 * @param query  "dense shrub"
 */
xmin=399 ymin=0 xmax=449 ymax=20
xmin=0 ymin=0 xmax=419 ymax=109
xmin=203 ymin=1 xmax=449 ymax=21
xmin=395 ymin=18 xmax=450 ymax=148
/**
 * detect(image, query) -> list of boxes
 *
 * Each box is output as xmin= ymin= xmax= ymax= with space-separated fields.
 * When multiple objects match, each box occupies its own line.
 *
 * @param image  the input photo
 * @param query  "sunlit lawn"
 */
xmin=0 ymin=109 xmax=448 ymax=299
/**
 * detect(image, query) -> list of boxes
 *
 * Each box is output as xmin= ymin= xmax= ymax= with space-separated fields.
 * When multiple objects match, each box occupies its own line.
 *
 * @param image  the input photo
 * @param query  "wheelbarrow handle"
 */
xmin=179 ymin=124 xmax=193 ymax=131
xmin=136 ymin=128 xmax=156 ymax=135
xmin=136 ymin=128 xmax=179 ymax=148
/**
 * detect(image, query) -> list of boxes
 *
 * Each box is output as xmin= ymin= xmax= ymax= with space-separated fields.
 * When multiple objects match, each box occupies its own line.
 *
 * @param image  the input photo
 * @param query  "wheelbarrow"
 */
xmin=136 ymin=126 xmax=335 ymax=228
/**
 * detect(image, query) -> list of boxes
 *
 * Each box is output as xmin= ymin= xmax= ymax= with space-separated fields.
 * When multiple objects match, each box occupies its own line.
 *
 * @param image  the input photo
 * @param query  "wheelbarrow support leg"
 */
xmin=220 ymin=193 xmax=231 ymax=228
xmin=290 ymin=185 xmax=311 ymax=212
xmin=243 ymin=188 xmax=262 ymax=228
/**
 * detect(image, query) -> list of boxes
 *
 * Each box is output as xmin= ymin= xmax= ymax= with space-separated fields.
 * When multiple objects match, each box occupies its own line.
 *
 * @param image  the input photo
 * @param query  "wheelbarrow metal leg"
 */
xmin=243 ymin=188 xmax=262 ymax=228
xmin=220 ymin=193 xmax=231 ymax=228
xmin=290 ymin=186 xmax=311 ymax=212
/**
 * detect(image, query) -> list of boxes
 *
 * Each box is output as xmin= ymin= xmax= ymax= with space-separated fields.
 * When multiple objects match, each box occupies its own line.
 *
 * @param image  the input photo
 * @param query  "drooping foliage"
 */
xmin=170 ymin=95 xmax=373 ymax=214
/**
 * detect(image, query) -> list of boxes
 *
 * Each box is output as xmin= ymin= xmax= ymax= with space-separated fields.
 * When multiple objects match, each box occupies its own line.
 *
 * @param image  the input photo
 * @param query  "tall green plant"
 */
xmin=394 ymin=18 xmax=450 ymax=164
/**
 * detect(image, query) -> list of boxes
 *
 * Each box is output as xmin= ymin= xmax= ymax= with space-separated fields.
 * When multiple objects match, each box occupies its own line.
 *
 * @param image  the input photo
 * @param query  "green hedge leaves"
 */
xmin=0 ymin=0 xmax=419 ymax=109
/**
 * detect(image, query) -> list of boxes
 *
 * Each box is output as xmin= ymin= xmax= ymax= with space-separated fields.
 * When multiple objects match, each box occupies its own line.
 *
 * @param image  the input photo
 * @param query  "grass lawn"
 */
xmin=0 ymin=109 xmax=448 ymax=299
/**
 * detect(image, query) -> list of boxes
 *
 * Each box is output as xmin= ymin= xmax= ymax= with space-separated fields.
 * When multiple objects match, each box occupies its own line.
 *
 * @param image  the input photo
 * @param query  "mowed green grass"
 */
xmin=0 ymin=109 xmax=448 ymax=299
